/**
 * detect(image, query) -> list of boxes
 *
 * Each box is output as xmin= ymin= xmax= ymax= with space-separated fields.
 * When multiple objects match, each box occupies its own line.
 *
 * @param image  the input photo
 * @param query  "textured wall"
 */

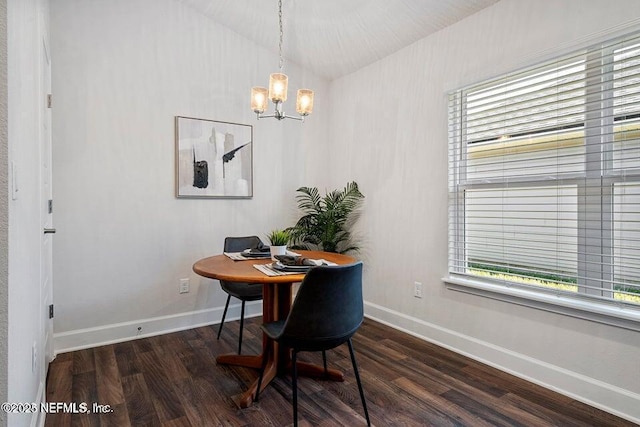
xmin=50 ymin=0 xmax=329 ymax=336
xmin=7 ymin=0 xmax=51 ymax=425
xmin=327 ymin=0 xmax=640 ymax=421
xmin=0 ymin=0 xmax=8 ymax=424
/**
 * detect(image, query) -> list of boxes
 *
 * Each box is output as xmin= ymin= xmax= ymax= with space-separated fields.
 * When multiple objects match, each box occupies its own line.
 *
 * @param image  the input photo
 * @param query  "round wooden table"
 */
xmin=193 ymin=250 xmax=357 ymax=408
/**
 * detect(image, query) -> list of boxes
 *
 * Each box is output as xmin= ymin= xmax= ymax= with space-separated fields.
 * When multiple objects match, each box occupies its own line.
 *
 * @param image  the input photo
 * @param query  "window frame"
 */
xmin=446 ymin=33 xmax=640 ymax=331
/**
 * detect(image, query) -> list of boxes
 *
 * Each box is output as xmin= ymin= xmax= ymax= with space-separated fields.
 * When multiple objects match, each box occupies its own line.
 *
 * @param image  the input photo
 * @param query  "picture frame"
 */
xmin=175 ymin=116 xmax=253 ymax=199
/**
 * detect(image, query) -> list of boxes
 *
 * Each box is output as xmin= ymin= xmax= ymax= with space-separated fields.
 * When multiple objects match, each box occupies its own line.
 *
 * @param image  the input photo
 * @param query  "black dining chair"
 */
xmin=218 ymin=235 xmax=264 ymax=354
xmin=254 ymin=262 xmax=370 ymax=427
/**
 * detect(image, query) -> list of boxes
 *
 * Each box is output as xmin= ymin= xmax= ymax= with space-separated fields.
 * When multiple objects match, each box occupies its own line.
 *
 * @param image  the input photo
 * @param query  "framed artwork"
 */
xmin=175 ymin=116 xmax=253 ymax=198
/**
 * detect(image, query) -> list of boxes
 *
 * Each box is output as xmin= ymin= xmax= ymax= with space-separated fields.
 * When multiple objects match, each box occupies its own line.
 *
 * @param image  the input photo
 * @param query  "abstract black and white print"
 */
xmin=175 ymin=116 xmax=253 ymax=198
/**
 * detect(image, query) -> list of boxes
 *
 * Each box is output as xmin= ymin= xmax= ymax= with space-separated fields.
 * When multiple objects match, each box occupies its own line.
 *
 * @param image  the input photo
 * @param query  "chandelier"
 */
xmin=250 ymin=0 xmax=314 ymax=121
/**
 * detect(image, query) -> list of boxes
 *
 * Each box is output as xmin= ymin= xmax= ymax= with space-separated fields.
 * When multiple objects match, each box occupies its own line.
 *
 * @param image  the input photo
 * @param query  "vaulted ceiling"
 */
xmin=178 ymin=0 xmax=500 ymax=79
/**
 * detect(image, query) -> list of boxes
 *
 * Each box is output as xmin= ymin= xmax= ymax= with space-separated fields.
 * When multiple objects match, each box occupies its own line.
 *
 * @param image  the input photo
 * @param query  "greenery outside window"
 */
xmin=447 ymin=31 xmax=640 ymax=328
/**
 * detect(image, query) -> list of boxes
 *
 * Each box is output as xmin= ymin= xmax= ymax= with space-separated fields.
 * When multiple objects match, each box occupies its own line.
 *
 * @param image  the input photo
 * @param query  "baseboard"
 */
xmin=53 ymin=301 xmax=263 ymax=354
xmin=364 ymin=301 xmax=640 ymax=425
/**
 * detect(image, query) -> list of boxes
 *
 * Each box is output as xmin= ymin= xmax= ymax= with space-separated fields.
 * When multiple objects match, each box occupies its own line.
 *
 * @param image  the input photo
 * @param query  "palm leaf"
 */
xmin=295 ymin=186 xmax=322 ymax=214
xmin=289 ymin=182 xmax=364 ymax=254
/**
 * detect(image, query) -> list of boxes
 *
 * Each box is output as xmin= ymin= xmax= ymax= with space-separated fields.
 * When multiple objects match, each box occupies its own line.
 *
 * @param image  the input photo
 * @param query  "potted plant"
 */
xmin=288 ymin=181 xmax=364 ymax=254
xmin=267 ymin=229 xmax=290 ymax=260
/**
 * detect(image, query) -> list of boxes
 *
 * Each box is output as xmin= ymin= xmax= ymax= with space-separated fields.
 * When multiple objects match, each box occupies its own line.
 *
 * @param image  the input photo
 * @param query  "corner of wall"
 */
xmin=0 ymin=0 xmax=9 ymax=424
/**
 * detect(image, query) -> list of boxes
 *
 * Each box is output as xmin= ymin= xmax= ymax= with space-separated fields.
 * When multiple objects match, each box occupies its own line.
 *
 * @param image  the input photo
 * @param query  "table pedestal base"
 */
xmin=216 ymin=353 xmax=344 ymax=408
xmin=216 ymin=354 xmax=263 ymax=369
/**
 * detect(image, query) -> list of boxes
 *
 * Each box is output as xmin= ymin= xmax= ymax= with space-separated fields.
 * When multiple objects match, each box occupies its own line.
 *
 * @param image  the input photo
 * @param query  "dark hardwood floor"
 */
xmin=45 ymin=317 xmax=634 ymax=426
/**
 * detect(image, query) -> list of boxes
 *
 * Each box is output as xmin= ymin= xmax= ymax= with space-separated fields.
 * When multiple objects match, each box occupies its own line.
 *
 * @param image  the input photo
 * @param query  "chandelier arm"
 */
xmin=282 ymin=115 xmax=304 ymax=122
xmin=256 ymin=113 xmax=304 ymax=122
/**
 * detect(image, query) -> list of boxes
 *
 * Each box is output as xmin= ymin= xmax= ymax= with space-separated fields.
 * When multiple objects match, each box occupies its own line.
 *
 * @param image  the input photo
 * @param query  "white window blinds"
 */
xmin=448 ymin=31 xmax=640 ymax=312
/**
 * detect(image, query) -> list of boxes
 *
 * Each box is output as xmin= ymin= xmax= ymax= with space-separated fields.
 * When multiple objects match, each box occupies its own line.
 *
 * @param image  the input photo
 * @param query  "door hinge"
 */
xmin=48 ymin=199 xmax=53 ymax=214
xmin=47 ymin=94 xmax=52 ymax=109
xmin=49 ymin=304 xmax=54 ymax=319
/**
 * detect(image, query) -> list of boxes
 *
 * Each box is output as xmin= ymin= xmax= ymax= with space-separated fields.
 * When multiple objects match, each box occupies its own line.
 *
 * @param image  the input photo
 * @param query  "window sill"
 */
xmin=443 ymin=275 xmax=640 ymax=332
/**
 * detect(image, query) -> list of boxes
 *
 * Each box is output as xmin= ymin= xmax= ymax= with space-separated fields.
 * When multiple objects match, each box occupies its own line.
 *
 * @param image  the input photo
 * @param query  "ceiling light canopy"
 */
xmin=251 ymin=0 xmax=313 ymax=121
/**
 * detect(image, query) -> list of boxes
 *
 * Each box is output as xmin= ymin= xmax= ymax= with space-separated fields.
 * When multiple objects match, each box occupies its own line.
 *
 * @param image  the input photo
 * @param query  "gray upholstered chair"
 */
xmin=217 ymin=236 xmax=264 ymax=354
xmin=254 ymin=262 xmax=370 ymax=426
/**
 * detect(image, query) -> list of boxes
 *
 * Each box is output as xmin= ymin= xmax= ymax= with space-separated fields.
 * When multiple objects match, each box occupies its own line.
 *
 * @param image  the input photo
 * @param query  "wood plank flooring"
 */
xmin=45 ymin=317 xmax=635 ymax=426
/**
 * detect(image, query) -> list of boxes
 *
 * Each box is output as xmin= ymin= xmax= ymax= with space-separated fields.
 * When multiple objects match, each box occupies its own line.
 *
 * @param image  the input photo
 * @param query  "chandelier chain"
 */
xmin=278 ymin=0 xmax=283 ymax=71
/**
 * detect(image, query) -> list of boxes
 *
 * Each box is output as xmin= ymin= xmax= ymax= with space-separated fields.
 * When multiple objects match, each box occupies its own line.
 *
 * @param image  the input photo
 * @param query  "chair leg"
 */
xmin=292 ymin=350 xmax=299 ymax=427
xmin=254 ymin=344 xmax=271 ymax=402
xmin=348 ymin=339 xmax=371 ymax=427
xmin=322 ymin=350 xmax=328 ymax=378
xmin=238 ymin=301 xmax=246 ymax=354
xmin=217 ymin=294 xmax=231 ymax=340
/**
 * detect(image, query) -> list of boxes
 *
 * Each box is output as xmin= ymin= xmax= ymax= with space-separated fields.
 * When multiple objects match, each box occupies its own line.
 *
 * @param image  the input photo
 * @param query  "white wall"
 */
xmin=7 ymin=0 xmax=50 ymax=425
xmin=327 ymin=0 xmax=640 ymax=422
xmin=50 ymin=0 xmax=329 ymax=349
xmin=0 ymin=0 xmax=8 ymax=425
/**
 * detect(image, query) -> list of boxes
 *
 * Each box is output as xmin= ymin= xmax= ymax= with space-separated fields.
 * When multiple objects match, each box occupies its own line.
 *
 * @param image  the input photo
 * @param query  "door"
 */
xmin=40 ymin=30 xmax=54 ymax=366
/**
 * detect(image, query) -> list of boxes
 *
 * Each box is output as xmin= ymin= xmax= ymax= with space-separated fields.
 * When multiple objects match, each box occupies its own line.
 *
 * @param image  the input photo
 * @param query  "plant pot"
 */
xmin=270 ymin=245 xmax=287 ymax=261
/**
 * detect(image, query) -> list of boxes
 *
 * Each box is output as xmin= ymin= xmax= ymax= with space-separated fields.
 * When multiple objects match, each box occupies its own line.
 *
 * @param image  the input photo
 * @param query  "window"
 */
xmin=448 ymin=31 xmax=640 ymax=327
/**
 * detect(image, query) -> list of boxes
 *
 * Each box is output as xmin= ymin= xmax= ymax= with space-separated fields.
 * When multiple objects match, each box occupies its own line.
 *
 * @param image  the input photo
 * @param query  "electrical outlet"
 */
xmin=179 ymin=278 xmax=190 ymax=294
xmin=414 ymin=281 xmax=423 ymax=298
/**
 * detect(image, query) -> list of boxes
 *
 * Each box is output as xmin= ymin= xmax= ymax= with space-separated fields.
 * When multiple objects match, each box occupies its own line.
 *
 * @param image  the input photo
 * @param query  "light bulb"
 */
xmin=296 ymin=89 xmax=314 ymax=116
xmin=269 ymin=73 xmax=288 ymax=102
xmin=251 ymin=87 xmax=268 ymax=113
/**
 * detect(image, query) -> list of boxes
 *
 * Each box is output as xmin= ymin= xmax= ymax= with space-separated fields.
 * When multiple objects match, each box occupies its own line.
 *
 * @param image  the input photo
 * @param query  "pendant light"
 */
xmin=251 ymin=0 xmax=313 ymax=121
